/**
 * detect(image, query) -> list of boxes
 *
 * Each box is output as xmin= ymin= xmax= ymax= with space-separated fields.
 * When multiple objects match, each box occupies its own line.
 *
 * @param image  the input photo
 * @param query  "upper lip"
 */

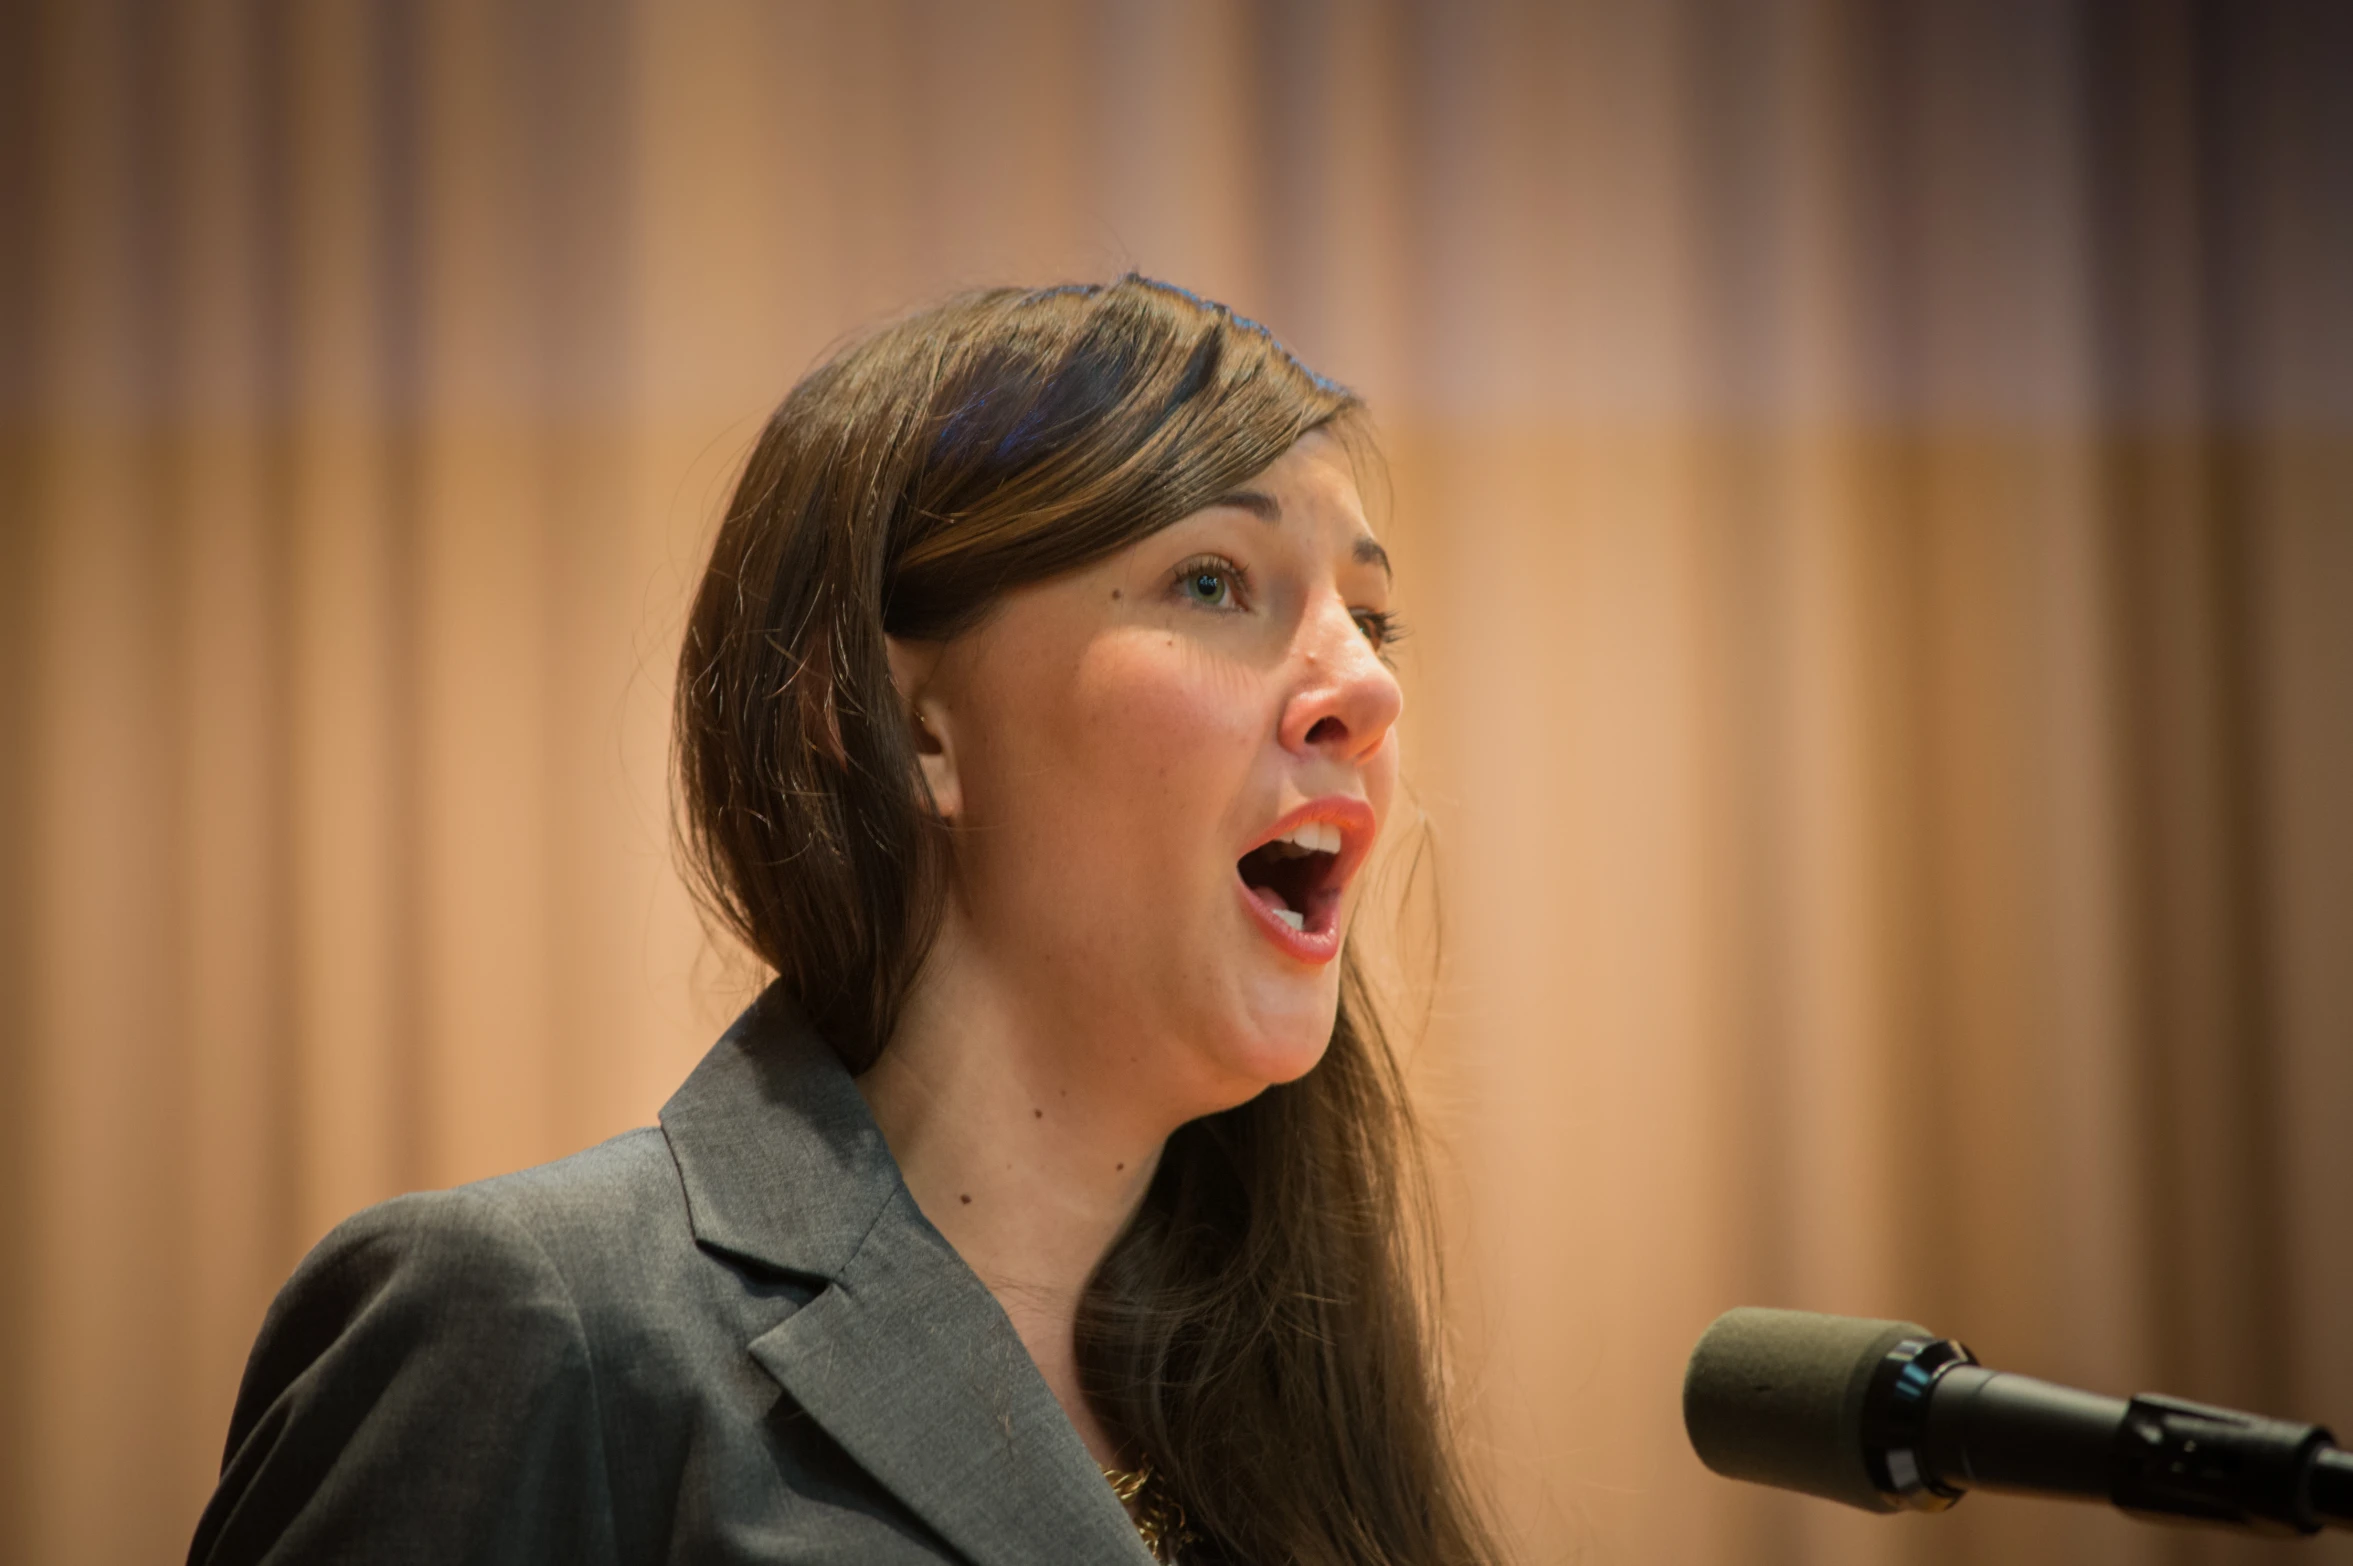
xmin=1239 ymin=795 xmax=1378 ymax=892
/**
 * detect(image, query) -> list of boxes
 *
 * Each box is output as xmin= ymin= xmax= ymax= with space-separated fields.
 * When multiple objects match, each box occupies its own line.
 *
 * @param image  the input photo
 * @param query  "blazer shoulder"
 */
xmin=247 ymin=1126 xmax=685 ymax=1340
xmin=266 ymin=1180 xmax=595 ymax=1363
xmin=458 ymin=1126 xmax=684 ymax=1251
xmin=196 ymin=1184 xmax=620 ymax=1566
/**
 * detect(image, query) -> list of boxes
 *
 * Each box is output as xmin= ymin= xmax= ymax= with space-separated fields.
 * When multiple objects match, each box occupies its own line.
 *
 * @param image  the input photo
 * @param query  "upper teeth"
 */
xmin=1270 ymin=821 xmax=1342 ymax=856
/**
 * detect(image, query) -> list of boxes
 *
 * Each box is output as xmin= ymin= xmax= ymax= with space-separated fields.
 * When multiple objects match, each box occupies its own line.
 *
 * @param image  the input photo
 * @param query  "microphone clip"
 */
xmin=2114 ymin=1393 xmax=2335 ymax=1536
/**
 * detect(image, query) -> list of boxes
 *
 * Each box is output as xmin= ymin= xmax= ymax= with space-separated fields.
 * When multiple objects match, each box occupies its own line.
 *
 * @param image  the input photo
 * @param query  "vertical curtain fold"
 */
xmin=4 ymin=4 xmax=2348 ymax=1564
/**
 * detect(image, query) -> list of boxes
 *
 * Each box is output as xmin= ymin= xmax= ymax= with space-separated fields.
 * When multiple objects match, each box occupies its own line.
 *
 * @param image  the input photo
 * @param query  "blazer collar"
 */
xmin=658 ymin=985 xmax=901 ymax=1279
xmin=659 ymin=988 xmax=1156 ymax=1566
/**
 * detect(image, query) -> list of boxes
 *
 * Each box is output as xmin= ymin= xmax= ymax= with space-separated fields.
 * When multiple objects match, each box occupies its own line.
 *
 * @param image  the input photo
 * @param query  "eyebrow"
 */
xmin=1210 ymin=489 xmax=1394 ymax=580
xmin=1210 ymin=488 xmax=1281 ymax=521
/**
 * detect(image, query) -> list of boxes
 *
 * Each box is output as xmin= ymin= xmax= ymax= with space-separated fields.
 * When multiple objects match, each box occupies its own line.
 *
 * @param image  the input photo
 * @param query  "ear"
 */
xmin=884 ymin=634 xmax=961 ymax=820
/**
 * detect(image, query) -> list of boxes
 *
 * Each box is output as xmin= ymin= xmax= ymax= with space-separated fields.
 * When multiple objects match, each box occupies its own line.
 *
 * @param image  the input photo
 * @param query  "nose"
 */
xmin=1279 ymin=595 xmax=1404 ymax=762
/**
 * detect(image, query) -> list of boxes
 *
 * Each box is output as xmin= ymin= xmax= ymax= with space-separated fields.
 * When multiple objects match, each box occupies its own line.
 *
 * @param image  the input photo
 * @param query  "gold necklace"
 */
xmin=1101 ymin=1458 xmax=1192 ymax=1562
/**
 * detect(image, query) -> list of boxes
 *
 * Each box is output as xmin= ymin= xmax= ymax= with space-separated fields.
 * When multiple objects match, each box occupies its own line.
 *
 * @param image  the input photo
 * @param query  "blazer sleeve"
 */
xmin=189 ymin=1187 xmax=620 ymax=1566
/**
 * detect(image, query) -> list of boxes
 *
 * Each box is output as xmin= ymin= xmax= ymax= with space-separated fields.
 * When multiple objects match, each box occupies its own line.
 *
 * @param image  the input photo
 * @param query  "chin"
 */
xmin=1208 ymin=988 xmax=1341 ymax=1097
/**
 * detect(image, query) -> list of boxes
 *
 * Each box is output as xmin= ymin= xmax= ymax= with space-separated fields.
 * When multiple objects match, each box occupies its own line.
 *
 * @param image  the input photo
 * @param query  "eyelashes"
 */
xmin=1168 ymin=554 xmax=1403 ymax=655
xmin=1353 ymin=609 xmax=1406 ymax=655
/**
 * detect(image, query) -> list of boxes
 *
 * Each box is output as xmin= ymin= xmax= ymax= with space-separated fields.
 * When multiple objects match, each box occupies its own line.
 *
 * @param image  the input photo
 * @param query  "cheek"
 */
xmin=1365 ymin=726 xmax=1402 ymax=817
xmin=964 ymin=631 xmax=1264 ymax=899
xmin=1059 ymin=635 xmax=1262 ymax=856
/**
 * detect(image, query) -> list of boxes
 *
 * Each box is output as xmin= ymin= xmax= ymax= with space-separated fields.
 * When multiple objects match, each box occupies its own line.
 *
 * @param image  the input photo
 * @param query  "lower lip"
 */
xmin=1235 ymin=876 xmax=1344 ymax=964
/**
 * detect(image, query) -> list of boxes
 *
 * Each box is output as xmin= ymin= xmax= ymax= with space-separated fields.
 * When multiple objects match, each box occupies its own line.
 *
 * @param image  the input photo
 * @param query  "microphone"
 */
xmin=1683 ymin=1307 xmax=2353 ymax=1536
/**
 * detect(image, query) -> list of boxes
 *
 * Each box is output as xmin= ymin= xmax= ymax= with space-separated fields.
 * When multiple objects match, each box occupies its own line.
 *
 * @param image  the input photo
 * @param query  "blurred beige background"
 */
xmin=4 ymin=2 xmax=2350 ymax=1564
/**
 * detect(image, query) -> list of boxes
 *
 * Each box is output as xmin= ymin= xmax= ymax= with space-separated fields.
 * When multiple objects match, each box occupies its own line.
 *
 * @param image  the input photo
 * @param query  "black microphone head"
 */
xmin=1683 ymin=1306 xmax=1931 ymax=1513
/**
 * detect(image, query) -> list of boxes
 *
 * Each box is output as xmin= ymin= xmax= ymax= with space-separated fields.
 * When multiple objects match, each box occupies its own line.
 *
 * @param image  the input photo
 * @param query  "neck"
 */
xmin=854 ymin=920 xmax=1176 ymax=1468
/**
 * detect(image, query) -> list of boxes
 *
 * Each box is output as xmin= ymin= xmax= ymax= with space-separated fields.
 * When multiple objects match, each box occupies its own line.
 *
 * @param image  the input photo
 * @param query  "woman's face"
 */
xmin=897 ymin=429 xmax=1404 ymax=1121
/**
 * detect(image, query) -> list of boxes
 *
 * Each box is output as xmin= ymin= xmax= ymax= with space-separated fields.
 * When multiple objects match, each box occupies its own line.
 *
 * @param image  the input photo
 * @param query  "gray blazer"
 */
xmin=190 ymin=989 xmax=1160 ymax=1565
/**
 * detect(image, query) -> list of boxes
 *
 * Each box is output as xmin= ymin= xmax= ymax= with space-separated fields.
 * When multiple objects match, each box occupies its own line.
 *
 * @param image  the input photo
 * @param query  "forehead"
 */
xmin=1249 ymin=429 xmax=1363 ymax=514
xmin=1194 ymin=430 xmax=1389 ymax=578
xmin=1194 ymin=432 xmax=1374 ymax=540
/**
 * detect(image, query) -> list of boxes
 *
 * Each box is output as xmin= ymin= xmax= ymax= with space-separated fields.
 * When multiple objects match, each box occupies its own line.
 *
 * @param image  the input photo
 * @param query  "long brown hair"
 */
xmin=674 ymin=276 xmax=1495 ymax=1566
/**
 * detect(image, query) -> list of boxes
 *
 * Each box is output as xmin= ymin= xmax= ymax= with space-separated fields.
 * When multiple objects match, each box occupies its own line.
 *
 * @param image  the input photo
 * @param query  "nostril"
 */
xmin=1305 ymin=716 xmax=1346 ymax=746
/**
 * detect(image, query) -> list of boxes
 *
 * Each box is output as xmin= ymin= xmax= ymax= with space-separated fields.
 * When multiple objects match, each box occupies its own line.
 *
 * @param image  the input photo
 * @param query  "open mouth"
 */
xmin=1236 ymin=819 xmax=1346 ymax=936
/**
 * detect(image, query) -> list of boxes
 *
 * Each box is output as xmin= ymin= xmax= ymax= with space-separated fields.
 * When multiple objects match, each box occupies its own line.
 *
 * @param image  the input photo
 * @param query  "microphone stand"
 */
xmin=1862 ymin=1333 xmax=2353 ymax=1535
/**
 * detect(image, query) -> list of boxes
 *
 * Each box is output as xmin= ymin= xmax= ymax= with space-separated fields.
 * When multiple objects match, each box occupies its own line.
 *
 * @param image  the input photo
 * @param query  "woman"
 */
xmin=191 ymin=277 xmax=1495 ymax=1565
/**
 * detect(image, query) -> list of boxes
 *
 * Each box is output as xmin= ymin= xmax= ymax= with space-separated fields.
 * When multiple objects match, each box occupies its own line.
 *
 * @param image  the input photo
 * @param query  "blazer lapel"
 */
xmin=749 ymin=1189 xmax=1156 ymax=1566
xmin=661 ymin=990 xmax=1155 ymax=1566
